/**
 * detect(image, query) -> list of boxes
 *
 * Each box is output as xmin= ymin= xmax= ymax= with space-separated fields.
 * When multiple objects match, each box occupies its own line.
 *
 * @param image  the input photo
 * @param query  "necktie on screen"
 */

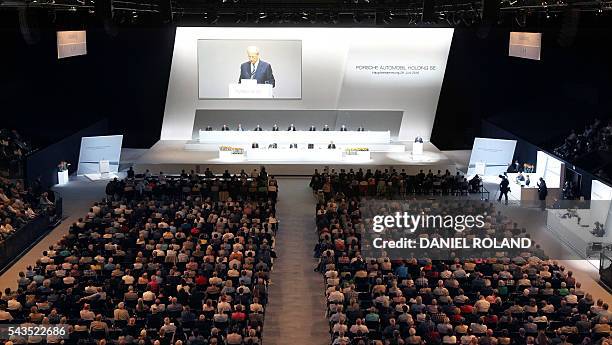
xmin=251 ymin=64 xmax=255 ymax=79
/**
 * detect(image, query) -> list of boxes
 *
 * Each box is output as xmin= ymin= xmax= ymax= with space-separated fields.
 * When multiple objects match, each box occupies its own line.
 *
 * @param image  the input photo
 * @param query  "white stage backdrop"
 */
xmin=161 ymin=27 xmax=454 ymax=141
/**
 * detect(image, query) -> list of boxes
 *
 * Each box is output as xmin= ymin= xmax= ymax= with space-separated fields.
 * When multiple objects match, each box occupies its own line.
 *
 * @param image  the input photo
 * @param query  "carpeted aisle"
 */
xmin=262 ymin=178 xmax=330 ymax=345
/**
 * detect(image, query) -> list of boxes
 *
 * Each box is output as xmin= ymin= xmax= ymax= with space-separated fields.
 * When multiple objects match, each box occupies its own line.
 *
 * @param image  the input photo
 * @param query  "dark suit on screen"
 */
xmin=239 ymin=60 xmax=275 ymax=87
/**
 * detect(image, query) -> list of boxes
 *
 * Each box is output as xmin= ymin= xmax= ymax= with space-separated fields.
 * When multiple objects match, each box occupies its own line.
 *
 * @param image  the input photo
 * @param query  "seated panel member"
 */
xmin=238 ymin=46 xmax=275 ymax=87
xmin=252 ymin=142 xmax=259 ymax=148
xmin=288 ymin=124 xmax=296 ymax=131
xmin=323 ymin=124 xmax=330 ymax=132
xmin=221 ymin=124 xmax=230 ymax=131
xmin=340 ymin=125 xmax=347 ymax=132
xmin=328 ymin=141 xmax=336 ymax=149
xmin=357 ymin=126 xmax=365 ymax=132
xmin=237 ymin=124 xmax=244 ymax=131
xmin=205 ymin=126 xmax=213 ymax=131
xmin=309 ymin=125 xmax=316 ymax=131
xmin=272 ymin=124 xmax=279 ymax=132
xmin=254 ymin=125 xmax=263 ymax=131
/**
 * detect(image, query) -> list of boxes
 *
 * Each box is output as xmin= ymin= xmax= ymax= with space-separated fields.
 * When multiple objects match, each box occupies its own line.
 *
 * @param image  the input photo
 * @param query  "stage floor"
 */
xmin=131 ymin=140 xmax=470 ymax=176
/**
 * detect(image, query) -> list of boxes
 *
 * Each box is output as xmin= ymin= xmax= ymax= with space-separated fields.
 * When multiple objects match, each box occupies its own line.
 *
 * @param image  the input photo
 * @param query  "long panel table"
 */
xmin=199 ymin=130 xmax=391 ymax=144
xmin=247 ymin=148 xmax=343 ymax=161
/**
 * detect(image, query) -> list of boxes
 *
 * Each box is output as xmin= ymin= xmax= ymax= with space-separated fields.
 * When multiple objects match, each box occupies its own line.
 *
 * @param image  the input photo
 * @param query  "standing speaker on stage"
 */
xmin=238 ymin=46 xmax=275 ymax=87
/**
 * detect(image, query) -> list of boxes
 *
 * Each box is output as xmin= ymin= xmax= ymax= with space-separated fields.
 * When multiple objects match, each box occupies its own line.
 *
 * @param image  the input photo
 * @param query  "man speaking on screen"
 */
xmin=239 ymin=46 xmax=275 ymax=87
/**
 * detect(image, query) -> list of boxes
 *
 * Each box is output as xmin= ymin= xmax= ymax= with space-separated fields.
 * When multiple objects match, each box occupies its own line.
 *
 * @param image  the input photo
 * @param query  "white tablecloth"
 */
xmin=200 ymin=130 xmax=390 ymax=145
xmin=245 ymin=148 xmax=343 ymax=162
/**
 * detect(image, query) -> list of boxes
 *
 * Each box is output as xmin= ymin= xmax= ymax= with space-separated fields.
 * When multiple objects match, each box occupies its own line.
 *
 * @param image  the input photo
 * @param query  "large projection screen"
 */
xmin=198 ymin=40 xmax=302 ymax=99
xmin=161 ymin=27 xmax=454 ymax=141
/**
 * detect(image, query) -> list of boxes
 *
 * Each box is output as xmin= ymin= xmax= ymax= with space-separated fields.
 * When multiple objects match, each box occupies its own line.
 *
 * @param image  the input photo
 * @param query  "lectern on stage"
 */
xmin=229 ymin=79 xmax=273 ymax=98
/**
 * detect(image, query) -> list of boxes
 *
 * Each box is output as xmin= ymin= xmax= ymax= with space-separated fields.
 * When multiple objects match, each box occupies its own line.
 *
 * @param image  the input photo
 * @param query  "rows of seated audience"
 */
xmin=0 ymin=175 xmax=55 ymax=241
xmin=553 ymin=118 xmax=612 ymax=179
xmin=1 ymin=168 xmax=279 ymax=345
xmin=0 ymin=129 xmax=32 ymax=179
xmin=310 ymin=168 xmax=482 ymax=200
xmin=0 ymin=129 xmax=56 ymax=241
xmin=312 ymin=169 xmax=611 ymax=345
xmin=109 ymin=167 xmax=279 ymax=204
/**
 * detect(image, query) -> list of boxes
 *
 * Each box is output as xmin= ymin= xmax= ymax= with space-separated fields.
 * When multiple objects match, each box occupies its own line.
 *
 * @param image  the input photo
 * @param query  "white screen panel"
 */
xmin=77 ymin=135 xmax=123 ymax=175
xmin=467 ymin=138 xmax=517 ymax=176
xmin=57 ymin=30 xmax=87 ymax=59
xmin=509 ymin=32 xmax=541 ymax=61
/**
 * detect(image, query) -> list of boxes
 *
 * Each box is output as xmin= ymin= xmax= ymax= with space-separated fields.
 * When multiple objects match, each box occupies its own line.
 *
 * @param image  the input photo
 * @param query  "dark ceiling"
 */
xmin=1 ymin=0 xmax=611 ymax=28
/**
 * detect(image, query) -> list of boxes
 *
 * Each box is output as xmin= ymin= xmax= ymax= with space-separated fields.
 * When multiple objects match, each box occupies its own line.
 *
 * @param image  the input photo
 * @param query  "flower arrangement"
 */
xmin=57 ymin=161 xmax=71 ymax=172
xmin=219 ymin=146 xmax=245 ymax=154
xmin=345 ymin=148 xmax=369 ymax=155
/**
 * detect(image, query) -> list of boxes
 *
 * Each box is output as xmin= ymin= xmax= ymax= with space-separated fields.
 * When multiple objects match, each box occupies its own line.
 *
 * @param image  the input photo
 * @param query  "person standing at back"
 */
xmin=498 ymin=175 xmax=510 ymax=205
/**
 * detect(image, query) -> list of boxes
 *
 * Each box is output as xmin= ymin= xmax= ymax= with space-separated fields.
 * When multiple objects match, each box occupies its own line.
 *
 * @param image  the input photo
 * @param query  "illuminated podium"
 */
xmin=228 ymin=81 xmax=273 ymax=98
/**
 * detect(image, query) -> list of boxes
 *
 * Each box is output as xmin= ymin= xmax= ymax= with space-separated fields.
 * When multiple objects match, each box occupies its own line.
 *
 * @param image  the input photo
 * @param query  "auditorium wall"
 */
xmin=432 ymin=16 xmax=612 ymax=150
xmin=0 ymin=11 xmax=174 ymax=149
